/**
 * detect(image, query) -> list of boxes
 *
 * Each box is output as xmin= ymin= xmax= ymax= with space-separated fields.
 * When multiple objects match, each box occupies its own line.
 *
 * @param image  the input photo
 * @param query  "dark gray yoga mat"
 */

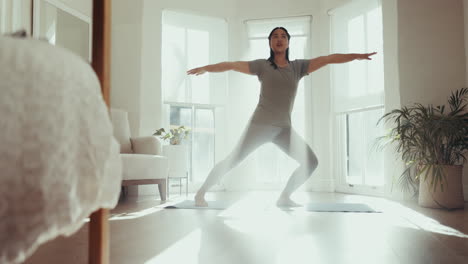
xmin=165 ymin=200 xmax=381 ymax=212
xmin=305 ymin=203 xmax=381 ymax=213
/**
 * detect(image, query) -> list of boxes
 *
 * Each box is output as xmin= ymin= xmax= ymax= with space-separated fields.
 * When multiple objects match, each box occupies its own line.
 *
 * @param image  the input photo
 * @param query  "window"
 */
xmin=161 ymin=10 xmax=227 ymax=183
xmin=166 ymin=103 xmax=216 ymax=183
xmin=0 ymin=0 xmax=5 ymax=33
xmin=0 ymin=0 xmax=22 ymax=34
xmin=345 ymin=108 xmax=384 ymax=186
xmin=244 ymin=16 xmax=311 ymax=187
xmin=330 ymin=0 xmax=385 ymax=193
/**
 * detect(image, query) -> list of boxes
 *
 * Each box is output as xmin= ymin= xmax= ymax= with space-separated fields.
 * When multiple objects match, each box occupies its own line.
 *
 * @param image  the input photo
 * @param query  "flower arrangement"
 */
xmin=153 ymin=126 xmax=190 ymax=145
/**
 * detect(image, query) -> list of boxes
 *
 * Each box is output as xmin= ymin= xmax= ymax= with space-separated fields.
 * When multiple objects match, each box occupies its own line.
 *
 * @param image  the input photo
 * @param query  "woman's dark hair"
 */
xmin=267 ymin=27 xmax=291 ymax=69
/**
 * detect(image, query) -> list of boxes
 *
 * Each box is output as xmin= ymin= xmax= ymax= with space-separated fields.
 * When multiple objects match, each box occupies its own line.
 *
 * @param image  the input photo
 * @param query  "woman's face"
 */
xmin=269 ymin=28 xmax=289 ymax=53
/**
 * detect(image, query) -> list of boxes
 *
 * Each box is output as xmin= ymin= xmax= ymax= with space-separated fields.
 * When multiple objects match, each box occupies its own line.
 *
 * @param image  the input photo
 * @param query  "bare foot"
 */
xmin=194 ymin=193 xmax=208 ymax=207
xmin=276 ymin=197 xmax=302 ymax=208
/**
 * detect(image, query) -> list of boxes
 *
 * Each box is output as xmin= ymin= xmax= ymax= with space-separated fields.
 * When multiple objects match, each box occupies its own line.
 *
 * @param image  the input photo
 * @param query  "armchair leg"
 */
xmin=158 ymin=179 xmax=167 ymax=201
xmin=119 ymin=186 xmax=128 ymax=201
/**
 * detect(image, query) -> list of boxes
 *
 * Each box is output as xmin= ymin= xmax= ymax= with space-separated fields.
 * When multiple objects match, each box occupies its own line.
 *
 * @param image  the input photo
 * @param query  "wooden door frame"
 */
xmin=89 ymin=1 xmax=111 ymax=264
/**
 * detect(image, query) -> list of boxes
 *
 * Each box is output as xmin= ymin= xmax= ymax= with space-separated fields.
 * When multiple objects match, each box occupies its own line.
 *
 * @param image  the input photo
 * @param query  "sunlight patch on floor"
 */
xmin=380 ymin=199 xmax=468 ymax=238
xmin=216 ymin=193 xmax=272 ymax=218
xmin=275 ymin=235 xmax=320 ymax=264
xmin=109 ymin=206 xmax=163 ymax=221
xmin=223 ymin=210 xmax=293 ymax=236
xmin=144 ymin=229 xmax=202 ymax=264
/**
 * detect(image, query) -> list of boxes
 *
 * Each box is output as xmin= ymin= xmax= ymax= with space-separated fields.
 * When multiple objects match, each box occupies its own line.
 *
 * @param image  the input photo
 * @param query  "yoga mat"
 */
xmin=305 ymin=203 xmax=381 ymax=213
xmin=165 ymin=200 xmax=230 ymax=210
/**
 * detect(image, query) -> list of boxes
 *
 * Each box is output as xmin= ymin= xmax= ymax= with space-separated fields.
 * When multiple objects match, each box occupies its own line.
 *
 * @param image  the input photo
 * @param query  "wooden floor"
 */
xmin=24 ymin=191 xmax=468 ymax=264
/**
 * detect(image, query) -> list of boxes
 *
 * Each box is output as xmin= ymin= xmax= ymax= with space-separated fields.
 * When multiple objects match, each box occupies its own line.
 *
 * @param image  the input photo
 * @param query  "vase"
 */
xmin=162 ymin=144 xmax=188 ymax=178
xmin=418 ymin=165 xmax=465 ymax=209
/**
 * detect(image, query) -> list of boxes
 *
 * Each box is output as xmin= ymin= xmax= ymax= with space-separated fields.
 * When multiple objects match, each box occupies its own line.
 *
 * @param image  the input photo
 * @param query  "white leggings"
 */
xmin=198 ymin=121 xmax=318 ymax=196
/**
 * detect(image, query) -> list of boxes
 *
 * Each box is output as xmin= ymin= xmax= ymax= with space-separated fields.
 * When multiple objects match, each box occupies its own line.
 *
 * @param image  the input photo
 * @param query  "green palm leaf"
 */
xmin=378 ymin=88 xmax=468 ymax=195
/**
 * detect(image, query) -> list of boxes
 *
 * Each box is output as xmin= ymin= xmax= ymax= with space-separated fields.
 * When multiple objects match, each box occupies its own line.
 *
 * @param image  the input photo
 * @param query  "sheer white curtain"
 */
xmin=230 ymin=16 xmax=311 ymax=189
xmin=161 ymin=10 xmax=228 ymax=105
xmin=330 ymin=0 xmax=385 ymax=191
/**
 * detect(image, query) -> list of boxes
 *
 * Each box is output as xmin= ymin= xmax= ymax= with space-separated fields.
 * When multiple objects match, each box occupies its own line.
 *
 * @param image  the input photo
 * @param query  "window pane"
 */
xmin=169 ymin=106 xmax=192 ymax=178
xmin=346 ymin=108 xmax=384 ymax=186
xmin=193 ymin=108 xmax=215 ymax=182
xmin=347 ymin=15 xmax=367 ymax=100
xmin=366 ymin=6 xmax=384 ymax=96
xmin=331 ymin=0 xmax=384 ymax=113
xmin=162 ymin=10 xmax=228 ymax=104
xmin=347 ymin=112 xmax=364 ymax=184
xmin=247 ymin=39 xmax=270 ymax=59
xmin=170 ymin=106 xmax=192 ymax=128
xmin=162 ymin=11 xmax=226 ymax=187
xmin=364 ymin=109 xmax=384 ymax=186
xmin=162 ymin=25 xmax=187 ymax=102
xmin=188 ymin=29 xmax=210 ymax=103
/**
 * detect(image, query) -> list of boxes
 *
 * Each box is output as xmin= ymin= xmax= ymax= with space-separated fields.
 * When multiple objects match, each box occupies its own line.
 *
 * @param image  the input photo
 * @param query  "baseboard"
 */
xmin=135 ymin=181 xmax=464 ymax=199
xmin=302 ymin=179 xmax=335 ymax=192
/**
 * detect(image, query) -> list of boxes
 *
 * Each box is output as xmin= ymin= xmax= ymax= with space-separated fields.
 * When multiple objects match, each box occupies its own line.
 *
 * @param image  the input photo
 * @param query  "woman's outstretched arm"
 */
xmin=307 ymin=52 xmax=377 ymax=74
xmin=187 ymin=61 xmax=252 ymax=75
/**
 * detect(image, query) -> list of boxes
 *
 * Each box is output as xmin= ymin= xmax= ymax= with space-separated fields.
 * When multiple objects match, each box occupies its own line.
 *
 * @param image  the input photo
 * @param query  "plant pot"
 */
xmin=418 ymin=165 xmax=465 ymax=209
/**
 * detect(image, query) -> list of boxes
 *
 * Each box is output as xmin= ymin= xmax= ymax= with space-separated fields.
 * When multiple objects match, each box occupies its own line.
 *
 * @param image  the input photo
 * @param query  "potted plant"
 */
xmin=378 ymin=88 xmax=468 ymax=209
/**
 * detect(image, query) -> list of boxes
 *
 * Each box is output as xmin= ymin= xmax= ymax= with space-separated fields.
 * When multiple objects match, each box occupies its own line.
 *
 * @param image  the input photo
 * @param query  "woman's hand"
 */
xmin=187 ymin=67 xmax=206 ymax=75
xmin=356 ymin=52 xmax=377 ymax=60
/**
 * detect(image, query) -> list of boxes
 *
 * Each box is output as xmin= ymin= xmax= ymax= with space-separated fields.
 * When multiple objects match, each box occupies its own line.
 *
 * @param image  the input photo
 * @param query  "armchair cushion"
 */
xmin=121 ymin=154 xmax=168 ymax=180
xmin=131 ymin=136 xmax=163 ymax=155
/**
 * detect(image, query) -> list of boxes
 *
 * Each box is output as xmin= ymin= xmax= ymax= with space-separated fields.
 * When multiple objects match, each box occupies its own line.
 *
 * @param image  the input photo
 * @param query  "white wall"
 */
xmin=56 ymin=9 xmax=89 ymax=61
xmin=398 ymin=0 xmax=466 ymax=106
xmin=111 ymin=0 xmax=143 ymax=137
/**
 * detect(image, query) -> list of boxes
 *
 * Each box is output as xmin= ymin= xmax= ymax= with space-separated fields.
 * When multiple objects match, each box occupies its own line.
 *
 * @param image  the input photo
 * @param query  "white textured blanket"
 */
xmin=0 ymin=36 xmax=122 ymax=264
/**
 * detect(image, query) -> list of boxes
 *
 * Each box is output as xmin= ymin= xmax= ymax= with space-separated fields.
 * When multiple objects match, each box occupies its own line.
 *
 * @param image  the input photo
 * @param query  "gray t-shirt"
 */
xmin=248 ymin=59 xmax=310 ymax=127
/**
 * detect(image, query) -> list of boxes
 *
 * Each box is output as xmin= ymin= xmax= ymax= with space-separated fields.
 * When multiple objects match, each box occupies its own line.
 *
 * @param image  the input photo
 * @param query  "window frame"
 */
xmin=330 ymin=0 xmax=386 ymax=196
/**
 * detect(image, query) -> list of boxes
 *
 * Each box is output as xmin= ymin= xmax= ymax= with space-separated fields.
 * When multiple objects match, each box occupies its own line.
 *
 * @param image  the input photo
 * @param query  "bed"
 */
xmin=0 ymin=1 xmax=117 ymax=264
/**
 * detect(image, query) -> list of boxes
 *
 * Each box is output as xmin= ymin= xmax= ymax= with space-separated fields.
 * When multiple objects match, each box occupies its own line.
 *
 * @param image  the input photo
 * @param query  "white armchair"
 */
xmin=110 ymin=108 xmax=168 ymax=200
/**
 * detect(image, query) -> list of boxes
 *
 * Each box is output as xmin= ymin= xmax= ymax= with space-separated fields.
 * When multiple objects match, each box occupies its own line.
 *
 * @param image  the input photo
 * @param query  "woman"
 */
xmin=187 ymin=27 xmax=376 ymax=207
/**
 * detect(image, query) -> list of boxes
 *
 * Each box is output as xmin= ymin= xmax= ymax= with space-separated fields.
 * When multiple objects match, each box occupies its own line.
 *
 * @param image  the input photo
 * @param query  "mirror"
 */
xmin=33 ymin=0 xmax=91 ymax=61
